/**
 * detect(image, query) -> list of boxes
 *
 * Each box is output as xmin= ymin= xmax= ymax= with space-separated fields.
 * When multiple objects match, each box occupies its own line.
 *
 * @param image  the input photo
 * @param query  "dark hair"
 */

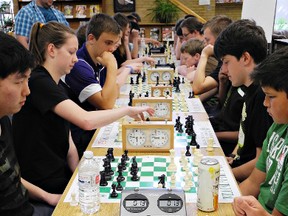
xmin=180 ymin=17 xmax=203 ymax=34
xmin=130 ymin=12 xmax=141 ymax=22
xmin=29 ymin=21 xmax=76 ymax=65
xmin=214 ymin=19 xmax=267 ymax=64
xmin=251 ymin=47 xmax=288 ymax=95
xmin=113 ymin=13 xmax=130 ymax=30
xmin=76 ymin=22 xmax=88 ymax=49
xmin=0 ymin=32 xmax=35 ymax=79
xmin=175 ymin=18 xmax=183 ymax=36
xmin=180 ymin=38 xmax=204 ymax=56
xmin=203 ymin=15 xmax=232 ymax=38
xmin=87 ymin=13 xmax=121 ymax=40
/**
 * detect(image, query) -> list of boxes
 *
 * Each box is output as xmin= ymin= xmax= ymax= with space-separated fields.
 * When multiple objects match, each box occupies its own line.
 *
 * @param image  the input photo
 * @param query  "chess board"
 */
xmin=64 ymin=156 xmax=240 ymax=204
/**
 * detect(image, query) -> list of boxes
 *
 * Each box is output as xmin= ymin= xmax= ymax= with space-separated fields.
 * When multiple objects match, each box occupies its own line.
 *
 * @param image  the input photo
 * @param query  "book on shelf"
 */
xmin=150 ymin=27 xmax=160 ymax=41
xmin=90 ymin=5 xmax=101 ymax=17
xmin=63 ymin=5 xmax=73 ymax=19
xmin=76 ymin=5 xmax=87 ymax=18
xmin=162 ymin=27 xmax=174 ymax=41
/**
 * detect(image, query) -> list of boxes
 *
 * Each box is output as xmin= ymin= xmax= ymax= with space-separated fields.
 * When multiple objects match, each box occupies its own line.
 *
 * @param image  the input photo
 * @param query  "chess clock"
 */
xmin=132 ymin=97 xmax=173 ymax=121
xmin=147 ymin=68 xmax=174 ymax=84
xmin=150 ymin=53 xmax=168 ymax=64
xmin=151 ymin=85 xmax=173 ymax=97
xmin=122 ymin=121 xmax=174 ymax=153
xmin=120 ymin=188 xmax=187 ymax=216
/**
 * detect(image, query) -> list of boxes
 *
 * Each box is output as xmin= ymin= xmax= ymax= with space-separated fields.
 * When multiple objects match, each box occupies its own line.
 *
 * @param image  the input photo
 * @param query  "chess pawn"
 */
xmin=70 ymin=191 xmax=78 ymax=206
xmin=179 ymin=150 xmax=185 ymax=164
xmin=167 ymin=149 xmax=177 ymax=172
xmin=188 ymin=172 xmax=194 ymax=187
xmin=206 ymin=137 xmax=214 ymax=152
xmin=183 ymin=177 xmax=191 ymax=192
xmin=170 ymin=172 xmax=176 ymax=189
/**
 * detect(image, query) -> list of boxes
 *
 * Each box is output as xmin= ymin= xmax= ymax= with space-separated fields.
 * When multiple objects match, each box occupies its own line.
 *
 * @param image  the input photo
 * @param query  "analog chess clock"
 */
xmin=151 ymin=85 xmax=172 ymax=97
xmin=132 ymin=97 xmax=173 ymax=121
xmin=147 ymin=68 xmax=174 ymax=84
xmin=122 ymin=121 xmax=174 ymax=152
xmin=150 ymin=53 xmax=168 ymax=64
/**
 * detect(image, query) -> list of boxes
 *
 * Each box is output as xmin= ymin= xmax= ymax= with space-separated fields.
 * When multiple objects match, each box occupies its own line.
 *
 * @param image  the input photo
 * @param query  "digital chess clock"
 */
xmin=122 ymin=121 xmax=174 ymax=152
xmin=151 ymin=85 xmax=173 ymax=97
xmin=147 ymin=68 xmax=174 ymax=84
xmin=120 ymin=188 xmax=186 ymax=216
xmin=132 ymin=97 xmax=173 ymax=121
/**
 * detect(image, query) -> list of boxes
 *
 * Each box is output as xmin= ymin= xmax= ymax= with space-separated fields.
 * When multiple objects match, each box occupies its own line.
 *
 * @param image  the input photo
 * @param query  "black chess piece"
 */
xmin=145 ymin=91 xmax=149 ymax=97
xmin=100 ymin=171 xmax=108 ymax=186
xmin=156 ymin=76 xmax=159 ymax=86
xmin=110 ymin=183 xmax=118 ymax=198
xmin=158 ymin=174 xmax=166 ymax=188
xmin=188 ymin=91 xmax=194 ymax=99
xmin=107 ymin=148 xmax=115 ymax=161
xmin=182 ymin=77 xmax=185 ymax=84
xmin=117 ymin=170 xmax=125 ymax=182
xmin=116 ymin=178 xmax=123 ymax=191
xmin=130 ymin=77 xmax=134 ymax=85
xmin=131 ymin=172 xmax=140 ymax=181
xmin=185 ymin=145 xmax=191 ymax=156
xmin=136 ymin=74 xmax=140 ymax=84
xmin=190 ymin=131 xmax=197 ymax=147
xmin=124 ymin=150 xmax=129 ymax=161
xmin=142 ymin=72 xmax=146 ymax=82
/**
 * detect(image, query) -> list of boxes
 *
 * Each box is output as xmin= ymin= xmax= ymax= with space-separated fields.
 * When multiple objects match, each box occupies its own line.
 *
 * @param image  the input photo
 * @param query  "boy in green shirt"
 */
xmin=233 ymin=47 xmax=288 ymax=216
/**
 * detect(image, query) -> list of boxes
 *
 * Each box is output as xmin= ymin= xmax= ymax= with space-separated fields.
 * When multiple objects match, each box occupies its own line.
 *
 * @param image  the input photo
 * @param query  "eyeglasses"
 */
xmin=182 ymin=32 xmax=191 ymax=38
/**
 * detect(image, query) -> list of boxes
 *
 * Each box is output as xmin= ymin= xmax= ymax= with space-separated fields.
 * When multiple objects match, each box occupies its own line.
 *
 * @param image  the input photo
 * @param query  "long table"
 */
xmin=52 ymin=80 xmax=239 ymax=216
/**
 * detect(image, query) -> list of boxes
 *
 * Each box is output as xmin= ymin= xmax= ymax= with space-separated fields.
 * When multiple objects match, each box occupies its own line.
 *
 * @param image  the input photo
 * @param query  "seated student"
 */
xmin=173 ymin=18 xmax=184 ymax=61
xmin=180 ymin=17 xmax=204 ymax=42
xmin=214 ymin=19 xmax=273 ymax=182
xmin=0 ymin=32 xmax=35 ymax=216
xmin=75 ymin=22 xmax=88 ymax=49
xmin=12 ymin=21 xmax=154 ymax=208
xmin=178 ymin=38 xmax=218 ymax=82
xmin=113 ymin=13 xmax=156 ymax=69
xmin=234 ymin=47 xmax=288 ymax=216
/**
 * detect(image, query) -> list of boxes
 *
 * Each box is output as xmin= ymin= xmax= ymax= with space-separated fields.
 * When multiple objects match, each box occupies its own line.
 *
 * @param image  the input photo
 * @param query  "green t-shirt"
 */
xmin=256 ymin=123 xmax=288 ymax=215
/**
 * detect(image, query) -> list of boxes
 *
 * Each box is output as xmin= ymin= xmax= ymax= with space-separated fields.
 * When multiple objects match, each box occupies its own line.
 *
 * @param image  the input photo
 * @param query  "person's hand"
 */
xmin=201 ymin=44 xmax=214 ymax=58
xmin=130 ymin=29 xmax=139 ymax=39
xmin=125 ymin=62 xmax=143 ymax=74
xmin=226 ymin=156 xmax=234 ymax=165
xmin=218 ymin=66 xmax=229 ymax=85
xmin=142 ymin=57 xmax=156 ymax=66
xmin=44 ymin=193 xmax=62 ymax=206
xmin=128 ymin=106 xmax=154 ymax=120
xmin=96 ymin=51 xmax=117 ymax=70
xmin=233 ymin=196 xmax=271 ymax=216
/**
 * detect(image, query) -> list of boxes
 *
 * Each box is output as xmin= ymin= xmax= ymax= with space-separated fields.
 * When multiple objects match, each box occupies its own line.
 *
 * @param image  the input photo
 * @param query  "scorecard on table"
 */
xmin=122 ymin=121 xmax=174 ymax=152
xmin=132 ymin=97 xmax=173 ymax=121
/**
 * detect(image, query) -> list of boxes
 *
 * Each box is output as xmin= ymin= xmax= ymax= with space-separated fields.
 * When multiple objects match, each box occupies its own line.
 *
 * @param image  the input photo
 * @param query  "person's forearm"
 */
xmin=131 ymin=37 xmax=139 ymax=59
xmin=21 ymin=178 xmax=51 ymax=202
xmin=192 ymin=55 xmax=209 ymax=94
xmin=67 ymin=132 xmax=79 ymax=171
xmin=125 ymin=43 xmax=132 ymax=60
xmin=216 ymin=131 xmax=238 ymax=143
xmin=233 ymin=158 xmax=257 ymax=182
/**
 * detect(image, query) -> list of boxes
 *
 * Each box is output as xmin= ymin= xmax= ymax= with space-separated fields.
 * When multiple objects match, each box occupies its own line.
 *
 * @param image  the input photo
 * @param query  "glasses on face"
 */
xmin=182 ymin=32 xmax=191 ymax=38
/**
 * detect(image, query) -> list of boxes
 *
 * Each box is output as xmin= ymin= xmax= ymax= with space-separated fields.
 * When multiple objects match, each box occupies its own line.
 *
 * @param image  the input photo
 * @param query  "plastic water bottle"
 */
xmin=78 ymin=151 xmax=100 ymax=214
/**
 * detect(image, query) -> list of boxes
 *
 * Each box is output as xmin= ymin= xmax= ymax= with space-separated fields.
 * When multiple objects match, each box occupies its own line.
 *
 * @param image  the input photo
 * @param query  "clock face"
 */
xmin=163 ymin=87 xmax=171 ymax=96
xmin=150 ymin=129 xmax=169 ymax=147
xmin=127 ymin=129 xmax=146 ymax=146
xmin=154 ymin=103 xmax=169 ymax=117
xmin=152 ymin=89 xmax=161 ymax=97
xmin=150 ymin=71 xmax=160 ymax=82
xmin=162 ymin=71 xmax=172 ymax=81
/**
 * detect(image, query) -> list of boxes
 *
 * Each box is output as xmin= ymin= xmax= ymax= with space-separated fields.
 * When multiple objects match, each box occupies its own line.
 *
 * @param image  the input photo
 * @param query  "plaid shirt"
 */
xmin=15 ymin=0 xmax=69 ymax=38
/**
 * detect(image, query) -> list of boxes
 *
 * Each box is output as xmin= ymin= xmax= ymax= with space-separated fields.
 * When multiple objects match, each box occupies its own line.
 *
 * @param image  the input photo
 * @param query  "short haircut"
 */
xmin=113 ymin=13 xmax=130 ymax=29
xmin=0 ymin=32 xmax=34 ymax=79
xmin=29 ymin=21 xmax=76 ymax=65
xmin=214 ymin=19 xmax=267 ymax=64
xmin=180 ymin=38 xmax=204 ymax=56
xmin=76 ymin=23 xmax=88 ymax=49
xmin=202 ymin=15 xmax=232 ymax=38
xmin=130 ymin=12 xmax=141 ymax=22
xmin=175 ymin=18 xmax=184 ymax=36
xmin=251 ymin=47 xmax=288 ymax=95
xmin=87 ymin=13 xmax=121 ymax=40
xmin=180 ymin=17 xmax=203 ymax=34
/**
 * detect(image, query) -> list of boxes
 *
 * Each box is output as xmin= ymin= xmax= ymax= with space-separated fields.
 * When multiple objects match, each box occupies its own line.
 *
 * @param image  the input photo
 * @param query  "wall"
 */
xmin=104 ymin=0 xmax=242 ymax=23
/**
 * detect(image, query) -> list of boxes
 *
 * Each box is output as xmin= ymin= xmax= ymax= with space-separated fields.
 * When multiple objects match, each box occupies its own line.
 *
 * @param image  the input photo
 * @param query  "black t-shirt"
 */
xmin=233 ymin=84 xmax=273 ymax=167
xmin=113 ymin=48 xmax=127 ymax=68
xmin=0 ymin=116 xmax=33 ymax=216
xmin=13 ymin=66 xmax=72 ymax=194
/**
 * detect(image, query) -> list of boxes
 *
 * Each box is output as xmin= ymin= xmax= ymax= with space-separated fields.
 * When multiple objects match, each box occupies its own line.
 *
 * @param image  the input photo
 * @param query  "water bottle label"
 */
xmin=79 ymin=174 xmax=96 ymax=188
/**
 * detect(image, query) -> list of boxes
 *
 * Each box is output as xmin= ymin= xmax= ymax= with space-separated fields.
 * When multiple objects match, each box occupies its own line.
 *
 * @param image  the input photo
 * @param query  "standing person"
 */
xmin=233 ymin=47 xmax=288 ymax=216
xmin=14 ymin=0 xmax=68 ymax=49
xmin=214 ymin=19 xmax=273 ymax=182
xmin=0 ymin=32 xmax=35 ymax=216
xmin=12 ymin=21 xmax=154 ymax=208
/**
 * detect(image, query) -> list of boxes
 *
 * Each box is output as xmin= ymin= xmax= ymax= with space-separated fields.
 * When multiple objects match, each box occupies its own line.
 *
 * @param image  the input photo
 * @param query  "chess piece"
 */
xmin=130 ymin=77 xmax=134 ymax=85
xmin=110 ymin=183 xmax=118 ymax=198
xmin=193 ymin=148 xmax=203 ymax=167
xmin=156 ymin=76 xmax=159 ymax=86
xmin=183 ymin=177 xmax=191 ymax=192
xmin=70 ymin=190 xmax=78 ymax=206
xmin=124 ymin=150 xmax=129 ymax=161
xmin=158 ymin=174 xmax=166 ymax=188
xmin=206 ymin=137 xmax=214 ymax=152
xmin=116 ymin=178 xmax=123 ymax=191
xmin=188 ymin=91 xmax=194 ymax=98
xmin=167 ymin=149 xmax=177 ymax=172
xmin=170 ymin=172 xmax=176 ymax=189
xmin=185 ymin=145 xmax=191 ymax=156
xmin=100 ymin=171 xmax=108 ymax=186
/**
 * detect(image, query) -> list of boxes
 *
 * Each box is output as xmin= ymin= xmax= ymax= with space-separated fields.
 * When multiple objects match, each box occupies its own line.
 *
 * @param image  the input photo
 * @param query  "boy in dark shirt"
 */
xmin=0 ymin=32 xmax=34 ymax=215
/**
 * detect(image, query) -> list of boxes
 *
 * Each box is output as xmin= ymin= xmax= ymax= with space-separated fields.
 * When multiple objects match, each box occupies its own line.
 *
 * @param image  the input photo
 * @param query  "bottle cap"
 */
xmin=83 ymin=151 xmax=93 ymax=159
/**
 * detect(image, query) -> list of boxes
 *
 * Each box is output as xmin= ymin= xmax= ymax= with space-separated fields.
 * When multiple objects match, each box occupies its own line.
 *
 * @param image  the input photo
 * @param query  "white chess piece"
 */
xmin=170 ymin=172 xmax=176 ymax=189
xmin=206 ymin=137 xmax=214 ymax=152
xmin=183 ymin=177 xmax=191 ymax=192
xmin=193 ymin=149 xmax=203 ymax=167
xmin=167 ymin=149 xmax=177 ymax=172
xmin=70 ymin=191 xmax=78 ymax=206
